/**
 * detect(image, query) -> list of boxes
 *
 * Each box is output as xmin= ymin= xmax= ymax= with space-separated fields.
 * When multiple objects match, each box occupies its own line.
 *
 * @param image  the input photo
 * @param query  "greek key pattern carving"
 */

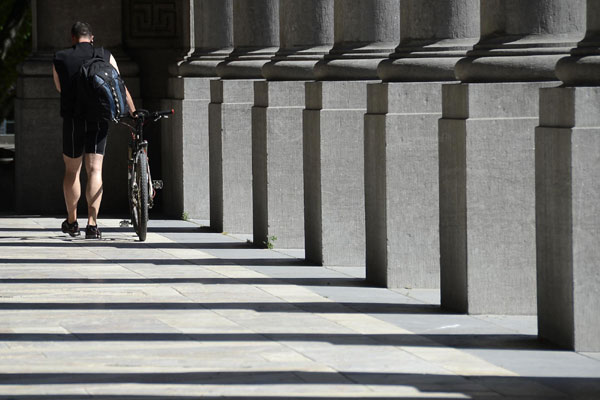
xmin=130 ymin=1 xmax=178 ymax=38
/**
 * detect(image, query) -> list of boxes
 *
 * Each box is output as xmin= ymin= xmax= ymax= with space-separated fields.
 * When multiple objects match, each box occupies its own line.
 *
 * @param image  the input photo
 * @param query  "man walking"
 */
xmin=52 ymin=22 xmax=136 ymax=239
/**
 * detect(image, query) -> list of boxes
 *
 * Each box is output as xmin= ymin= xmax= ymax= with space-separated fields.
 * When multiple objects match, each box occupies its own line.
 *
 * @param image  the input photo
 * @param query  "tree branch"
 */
xmin=0 ymin=0 xmax=30 ymax=61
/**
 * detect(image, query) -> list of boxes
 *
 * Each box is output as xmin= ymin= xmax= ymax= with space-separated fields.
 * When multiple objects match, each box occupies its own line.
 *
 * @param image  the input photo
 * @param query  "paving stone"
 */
xmin=583 ymin=352 xmax=600 ymax=362
xmin=0 ymin=217 xmax=598 ymax=398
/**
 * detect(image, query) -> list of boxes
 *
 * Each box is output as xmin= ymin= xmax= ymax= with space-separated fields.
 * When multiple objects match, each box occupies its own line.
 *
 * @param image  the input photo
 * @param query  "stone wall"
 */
xmin=16 ymin=0 xmax=139 ymax=215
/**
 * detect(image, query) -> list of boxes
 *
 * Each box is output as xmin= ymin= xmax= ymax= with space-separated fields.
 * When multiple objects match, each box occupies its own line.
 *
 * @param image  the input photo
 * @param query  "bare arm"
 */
xmin=52 ymin=65 xmax=61 ymax=93
xmin=109 ymin=54 xmax=136 ymax=115
xmin=108 ymin=54 xmax=120 ymax=74
xmin=124 ymin=87 xmax=136 ymax=116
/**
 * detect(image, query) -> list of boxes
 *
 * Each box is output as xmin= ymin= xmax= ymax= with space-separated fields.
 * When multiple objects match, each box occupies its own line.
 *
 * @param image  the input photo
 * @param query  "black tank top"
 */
xmin=53 ymin=42 xmax=112 ymax=118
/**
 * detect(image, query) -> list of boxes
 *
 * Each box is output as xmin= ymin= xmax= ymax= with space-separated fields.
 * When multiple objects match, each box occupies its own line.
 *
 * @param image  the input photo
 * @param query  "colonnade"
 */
xmin=15 ymin=0 xmax=598 ymax=352
xmin=164 ymin=0 xmax=598 ymax=351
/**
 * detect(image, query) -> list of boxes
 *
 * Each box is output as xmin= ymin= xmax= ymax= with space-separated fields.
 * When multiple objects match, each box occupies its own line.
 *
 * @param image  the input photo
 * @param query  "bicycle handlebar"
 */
xmin=153 ymin=109 xmax=175 ymax=118
xmin=133 ymin=109 xmax=174 ymax=120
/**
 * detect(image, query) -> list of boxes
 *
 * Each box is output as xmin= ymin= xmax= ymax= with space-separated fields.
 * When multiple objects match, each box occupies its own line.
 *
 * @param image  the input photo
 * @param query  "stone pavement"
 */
xmin=0 ymin=216 xmax=599 ymax=399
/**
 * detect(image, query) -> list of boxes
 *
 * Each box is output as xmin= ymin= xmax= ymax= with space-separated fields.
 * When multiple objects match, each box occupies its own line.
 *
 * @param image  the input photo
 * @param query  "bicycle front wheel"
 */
xmin=133 ymin=151 xmax=149 ymax=241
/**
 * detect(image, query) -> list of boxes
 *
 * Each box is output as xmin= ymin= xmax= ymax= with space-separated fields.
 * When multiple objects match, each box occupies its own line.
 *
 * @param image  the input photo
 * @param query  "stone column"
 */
xmin=124 ymin=0 xmax=195 ymax=213
xmin=15 ymin=0 xmax=139 ymax=214
xmin=162 ymin=0 xmax=233 ymax=220
xmin=304 ymin=0 xmax=400 ymax=265
xmin=536 ymin=0 xmax=600 ymax=351
xmin=365 ymin=0 xmax=480 ymax=288
xmin=252 ymin=0 xmax=334 ymax=249
xmin=209 ymin=0 xmax=279 ymax=233
xmin=439 ymin=0 xmax=586 ymax=314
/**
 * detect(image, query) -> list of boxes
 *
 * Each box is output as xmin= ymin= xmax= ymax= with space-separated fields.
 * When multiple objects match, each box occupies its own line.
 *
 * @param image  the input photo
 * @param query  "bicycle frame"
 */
xmin=120 ymin=109 xmax=173 ymax=241
xmin=128 ymin=118 xmax=154 ymax=206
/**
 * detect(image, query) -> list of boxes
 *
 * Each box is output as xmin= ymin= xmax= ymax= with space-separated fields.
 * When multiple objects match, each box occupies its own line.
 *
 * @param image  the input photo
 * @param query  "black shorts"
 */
xmin=62 ymin=117 xmax=109 ymax=158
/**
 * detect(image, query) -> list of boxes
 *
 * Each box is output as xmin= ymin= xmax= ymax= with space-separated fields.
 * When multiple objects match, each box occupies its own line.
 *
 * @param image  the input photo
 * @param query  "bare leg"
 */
xmin=63 ymin=154 xmax=83 ymax=223
xmin=84 ymin=153 xmax=104 ymax=226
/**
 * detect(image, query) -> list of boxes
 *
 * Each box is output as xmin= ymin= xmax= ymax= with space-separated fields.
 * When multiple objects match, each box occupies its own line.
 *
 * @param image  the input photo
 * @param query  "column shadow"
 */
xmin=0 ymin=332 xmax=550 ymax=350
xmin=0 ymin=277 xmax=365 ymax=287
xmin=0 ymin=301 xmax=441 ymax=314
xmin=0 ymin=371 xmax=596 ymax=399
xmin=0 ymin=258 xmax=314 ymax=267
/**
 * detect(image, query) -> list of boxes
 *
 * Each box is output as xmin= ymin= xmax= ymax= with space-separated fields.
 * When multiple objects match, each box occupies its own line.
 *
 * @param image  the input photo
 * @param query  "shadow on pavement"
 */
xmin=0 ymin=332 xmax=554 ymax=350
xmin=0 ymin=301 xmax=442 ymax=314
xmin=0 ymin=371 xmax=597 ymax=398
xmin=0 ymin=258 xmax=312 ymax=266
xmin=0 ymin=241 xmax=255 ymax=250
xmin=0 ymin=277 xmax=365 ymax=287
xmin=0 ymin=226 xmax=214 ymax=234
xmin=0 ymin=397 xmax=483 ymax=400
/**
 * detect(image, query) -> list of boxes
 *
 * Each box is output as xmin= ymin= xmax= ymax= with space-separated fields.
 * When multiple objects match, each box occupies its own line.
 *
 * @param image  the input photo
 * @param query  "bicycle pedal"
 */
xmin=152 ymin=180 xmax=163 ymax=190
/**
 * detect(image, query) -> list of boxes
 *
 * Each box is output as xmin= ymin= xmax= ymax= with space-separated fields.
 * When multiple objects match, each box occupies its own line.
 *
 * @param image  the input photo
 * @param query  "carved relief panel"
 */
xmin=124 ymin=0 xmax=191 ymax=48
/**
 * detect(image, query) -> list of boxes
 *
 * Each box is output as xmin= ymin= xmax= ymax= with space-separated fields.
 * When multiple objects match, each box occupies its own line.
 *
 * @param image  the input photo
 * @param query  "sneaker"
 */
xmin=85 ymin=225 xmax=102 ymax=239
xmin=61 ymin=219 xmax=80 ymax=237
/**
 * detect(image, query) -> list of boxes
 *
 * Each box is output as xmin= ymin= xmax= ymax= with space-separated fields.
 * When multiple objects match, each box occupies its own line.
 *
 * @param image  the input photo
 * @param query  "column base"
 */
xmin=252 ymin=81 xmax=305 ymax=249
xmin=14 ymin=97 xmax=63 ymax=214
xmin=365 ymin=82 xmax=444 ymax=288
xmin=536 ymin=86 xmax=600 ymax=351
xmin=209 ymin=79 xmax=257 ymax=234
xmin=162 ymin=77 xmax=214 ymax=220
xmin=439 ymin=82 xmax=553 ymax=315
xmin=15 ymin=56 xmax=136 ymax=214
xmin=304 ymin=81 xmax=369 ymax=266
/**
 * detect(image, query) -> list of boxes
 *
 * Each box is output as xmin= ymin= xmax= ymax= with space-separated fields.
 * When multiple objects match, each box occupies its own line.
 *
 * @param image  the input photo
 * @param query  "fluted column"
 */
xmin=209 ymin=0 xmax=279 ymax=233
xmin=304 ymin=0 xmax=400 ymax=266
xmin=15 ymin=0 xmax=139 ymax=214
xmin=438 ymin=0 xmax=586 ymax=314
xmin=162 ymin=0 xmax=233 ymax=220
xmin=365 ymin=0 xmax=479 ymax=289
xmin=536 ymin=0 xmax=600 ymax=351
xmin=252 ymin=0 xmax=334 ymax=249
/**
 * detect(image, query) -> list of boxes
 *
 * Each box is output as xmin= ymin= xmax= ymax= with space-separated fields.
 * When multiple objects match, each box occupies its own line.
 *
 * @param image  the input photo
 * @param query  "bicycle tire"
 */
xmin=135 ymin=151 xmax=149 ymax=241
xmin=128 ymin=160 xmax=138 ymax=233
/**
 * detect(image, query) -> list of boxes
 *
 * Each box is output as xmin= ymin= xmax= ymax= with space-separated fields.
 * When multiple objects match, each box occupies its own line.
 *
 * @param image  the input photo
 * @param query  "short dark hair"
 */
xmin=71 ymin=22 xmax=93 ymax=38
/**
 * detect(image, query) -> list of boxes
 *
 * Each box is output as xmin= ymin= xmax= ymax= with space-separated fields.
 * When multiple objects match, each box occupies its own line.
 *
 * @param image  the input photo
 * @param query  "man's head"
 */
xmin=71 ymin=21 xmax=94 ymax=44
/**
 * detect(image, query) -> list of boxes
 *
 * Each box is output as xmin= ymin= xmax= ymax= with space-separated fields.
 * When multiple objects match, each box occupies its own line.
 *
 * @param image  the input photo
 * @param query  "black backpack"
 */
xmin=75 ymin=47 xmax=130 ymax=122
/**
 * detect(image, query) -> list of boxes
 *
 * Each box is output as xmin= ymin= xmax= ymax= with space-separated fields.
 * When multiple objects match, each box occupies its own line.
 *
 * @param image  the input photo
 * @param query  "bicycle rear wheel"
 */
xmin=132 ymin=151 xmax=149 ymax=241
xmin=128 ymin=160 xmax=137 ymax=232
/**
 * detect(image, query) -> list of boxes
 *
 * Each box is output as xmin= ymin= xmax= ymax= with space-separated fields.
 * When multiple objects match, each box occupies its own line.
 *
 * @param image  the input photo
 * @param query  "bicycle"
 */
xmin=120 ymin=109 xmax=173 ymax=241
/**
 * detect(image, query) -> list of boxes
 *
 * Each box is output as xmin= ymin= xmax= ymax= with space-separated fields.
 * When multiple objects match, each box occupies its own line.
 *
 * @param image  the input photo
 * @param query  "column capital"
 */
xmin=455 ymin=0 xmax=586 ymax=83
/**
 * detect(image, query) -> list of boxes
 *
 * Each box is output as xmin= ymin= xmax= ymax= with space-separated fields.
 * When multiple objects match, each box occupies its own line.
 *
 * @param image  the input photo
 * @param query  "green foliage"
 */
xmin=0 ymin=0 xmax=32 ymax=121
xmin=181 ymin=211 xmax=189 ymax=221
xmin=263 ymin=235 xmax=277 ymax=250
